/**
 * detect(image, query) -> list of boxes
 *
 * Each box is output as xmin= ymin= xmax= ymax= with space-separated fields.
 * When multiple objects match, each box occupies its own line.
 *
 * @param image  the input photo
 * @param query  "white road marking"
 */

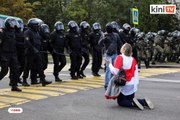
xmin=140 ymin=78 xmax=180 ymax=83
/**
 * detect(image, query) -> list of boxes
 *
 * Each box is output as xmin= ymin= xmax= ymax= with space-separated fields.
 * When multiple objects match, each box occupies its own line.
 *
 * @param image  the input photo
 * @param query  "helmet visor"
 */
xmin=70 ymin=22 xmax=77 ymax=28
xmin=93 ymin=24 xmax=101 ymax=30
xmin=43 ymin=27 xmax=50 ymax=33
xmin=9 ymin=19 xmax=17 ymax=28
xmin=56 ymin=24 xmax=64 ymax=30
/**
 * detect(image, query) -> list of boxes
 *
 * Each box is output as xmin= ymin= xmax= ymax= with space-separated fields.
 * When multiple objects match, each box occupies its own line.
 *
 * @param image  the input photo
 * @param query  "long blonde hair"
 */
xmin=120 ymin=43 xmax=132 ymax=56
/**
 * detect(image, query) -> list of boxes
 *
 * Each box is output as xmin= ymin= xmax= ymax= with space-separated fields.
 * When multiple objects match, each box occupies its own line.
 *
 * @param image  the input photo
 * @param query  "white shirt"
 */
xmin=109 ymin=54 xmax=139 ymax=95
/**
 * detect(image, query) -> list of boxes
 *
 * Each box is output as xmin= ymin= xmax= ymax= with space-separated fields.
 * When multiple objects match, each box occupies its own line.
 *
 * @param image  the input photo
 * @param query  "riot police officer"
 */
xmin=66 ymin=20 xmax=82 ymax=79
xmin=29 ymin=18 xmax=45 ymax=84
xmin=129 ymin=27 xmax=140 ymax=63
xmin=39 ymin=23 xmax=50 ymax=70
xmin=22 ymin=18 xmax=52 ymax=86
xmin=119 ymin=23 xmax=132 ymax=44
xmin=89 ymin=22 xmax=103 ymax=77
xmin=151 ymin=30 xmax=166 ymax=64
xmin=111 ymin=21 xmax=120 ymax=33
xmin=15 ymin=19 xmax=25 ymax=78
xmin=9 ymin=19 xmax=25 ymax=86
xmin=50 ymin=21 xmax=67 ymax=81
xmin=79 ymin=21 xmax=90 ymax=77
xmin=0 ymin=17 xmax=22 ymax=91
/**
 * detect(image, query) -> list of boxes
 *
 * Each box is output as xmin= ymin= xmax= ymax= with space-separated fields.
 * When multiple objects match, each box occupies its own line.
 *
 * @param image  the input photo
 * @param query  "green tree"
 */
xmin=32 ymin=0 xmax=68 ymax=30
xmin=0 ymin=0 xmax=35 ymax=22
xmin=63 ymin=0 xmax=129 ymax=30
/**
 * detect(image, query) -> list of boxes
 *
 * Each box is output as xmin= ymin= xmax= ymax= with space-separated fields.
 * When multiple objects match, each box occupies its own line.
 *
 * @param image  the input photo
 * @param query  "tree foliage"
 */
xmin=0 ymin=0 xmax=35 ymax=22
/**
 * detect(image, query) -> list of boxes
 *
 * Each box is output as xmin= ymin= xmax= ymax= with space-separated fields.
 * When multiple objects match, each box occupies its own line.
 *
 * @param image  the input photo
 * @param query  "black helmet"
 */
xmin=122 ymin=23 xmax=131 ymax=31
xmin=40 ymin=24 xmax=50 ymax=34
xmin=129 ymin=27 xmax=140 ymax=36
xmin=106 ymin=22 xmax=113 ymax=33
xmin=68 ymin=20 xmax=79 ymax=32
xmin=92 ymin=22 xmax=101 ymax=31
xmin=28 ymin=18 xmax=43 ymax=31
xmin=111 ymin=21 xmax=120 ymax=32
xmin=172 ymin=31 xmax=180 ymax=38
xmin=4 ymin=17 xmax=17 ymax=29
xmin=158 ymin=30 xmax=166 ymax=36
xmin=54 ymin=21 xmax=64 ymax=31
xmin=28 ymin=18 xmax=39 ymax=28
xmin=28 ymin=18 xmax=44 ymax=28
xmin=80 ymin=21 xmax=90 ymax=30
xmin=15 ymin=19 xmax=24 ymax=32
xmin=31 ymin=18 xmax=44 ymax=25
xmin=137 ymin=32 xmax=145 ymax=40
xmin=167 ymin=32 xmax=173 ymax=37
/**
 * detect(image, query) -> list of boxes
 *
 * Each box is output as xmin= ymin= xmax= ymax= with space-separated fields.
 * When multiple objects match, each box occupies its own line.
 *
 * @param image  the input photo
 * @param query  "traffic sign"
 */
xmin=132 ymin=8 xmax=139 ymax=25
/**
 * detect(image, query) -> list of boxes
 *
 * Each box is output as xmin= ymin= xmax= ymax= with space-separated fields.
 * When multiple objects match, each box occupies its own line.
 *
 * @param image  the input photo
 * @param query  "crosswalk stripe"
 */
xmin=0 ymin=96 xmax=30 ymax=105
xmin=48 ymin=84 xmax=91 ymax=90
xmin=0 ymin=103 xmax=10 ymax=109
xmin=70 ymin=80 xmax=104 ymax=85
xmin=21 ymin=89 xmax=63 ymax=96
xmin=3 ymin=92 xmax=47 ymax=100
xmin=61 ymin=82 xmax=103 ymax=88
xmin=88 ymin=77 xmax=104 ymax=81
xmin=81 ymin=78 xmax=104 ymax=83
xmin=26 ymin=86 xmax=78 ymax=93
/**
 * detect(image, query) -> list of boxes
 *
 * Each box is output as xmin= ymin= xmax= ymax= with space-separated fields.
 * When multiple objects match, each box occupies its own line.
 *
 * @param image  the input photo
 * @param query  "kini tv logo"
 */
xmin=150 ymin=4 xmax=176 ymax=14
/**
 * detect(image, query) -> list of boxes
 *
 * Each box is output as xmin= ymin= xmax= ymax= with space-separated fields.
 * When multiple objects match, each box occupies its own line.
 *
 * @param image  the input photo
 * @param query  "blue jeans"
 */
xmin=104 ymin=53 xmax=117 ymax=87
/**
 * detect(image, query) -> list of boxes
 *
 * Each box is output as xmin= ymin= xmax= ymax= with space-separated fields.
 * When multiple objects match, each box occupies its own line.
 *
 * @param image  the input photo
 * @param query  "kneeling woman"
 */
xmin=108 ymin=43 xmax=154 ymax=110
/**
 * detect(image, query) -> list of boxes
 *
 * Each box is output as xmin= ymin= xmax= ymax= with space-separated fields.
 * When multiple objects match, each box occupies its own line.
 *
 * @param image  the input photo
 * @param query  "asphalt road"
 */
xmin=0 ymin=63 xmax=180 ymax=120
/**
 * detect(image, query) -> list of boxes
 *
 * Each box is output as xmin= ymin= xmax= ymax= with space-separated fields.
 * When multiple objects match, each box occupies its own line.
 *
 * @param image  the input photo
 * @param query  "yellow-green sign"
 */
xmin=132 ymin=8 xmax=139 ymax=25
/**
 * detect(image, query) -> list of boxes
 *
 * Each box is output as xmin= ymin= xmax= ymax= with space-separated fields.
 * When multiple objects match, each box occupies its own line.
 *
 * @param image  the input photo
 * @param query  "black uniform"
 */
xmin=0 ymin=28 xmax=21 ymax=91
xmin=66 ymin=30 xmax=82 ymax=79
xmin=40 ymin=32 xmax=49 ymax=70
xmin=79 ymin=29 xmax=90 ymax=77
xmin=30 ymin=24 xmax=50 ymax=83
xmin=119 ymin=30 xmax=132 ymax=45
xmin=89 ymin=31 xmax=102 ymax=75
xmin=15 ymin=29 xmax=25 ymax=77
xmin=50 ymin=31 xmax=66 ymax=80
xmin=23 ymin=27 xmax=51 ymax=86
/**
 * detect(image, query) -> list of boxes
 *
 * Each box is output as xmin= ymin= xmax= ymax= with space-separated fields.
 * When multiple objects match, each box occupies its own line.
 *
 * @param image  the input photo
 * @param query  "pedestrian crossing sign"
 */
xmin=132 ymin=8 xmax=139 ymax=25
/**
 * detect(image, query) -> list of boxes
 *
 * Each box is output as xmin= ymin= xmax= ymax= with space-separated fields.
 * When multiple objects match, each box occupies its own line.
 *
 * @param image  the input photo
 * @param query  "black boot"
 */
xmin=42 ymin=79 xmax=52 ymax=86
xmin=80 ymin=71 xmax=86 ymax=77
xmin=22 ymin=79 xmax=30 ymax=86
xmin=92 ymin=72 xmax=101 ymax=77
xmin=18 ymin=78 xmax=23 ymax=84
xmin=71 ymin=76 xmax=78 ymax=80
xmin=55 ymin=77 xmax=62 ymax=82
xmin=11 ymin=86 xmax=22 ymax=92
xmin=77 ymin=74 xmax=83 ymax=79
xmin=77 ymin=72 xmax=83 ymax=79
xmin=31 ymin=80 xmax=40 ymax=85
